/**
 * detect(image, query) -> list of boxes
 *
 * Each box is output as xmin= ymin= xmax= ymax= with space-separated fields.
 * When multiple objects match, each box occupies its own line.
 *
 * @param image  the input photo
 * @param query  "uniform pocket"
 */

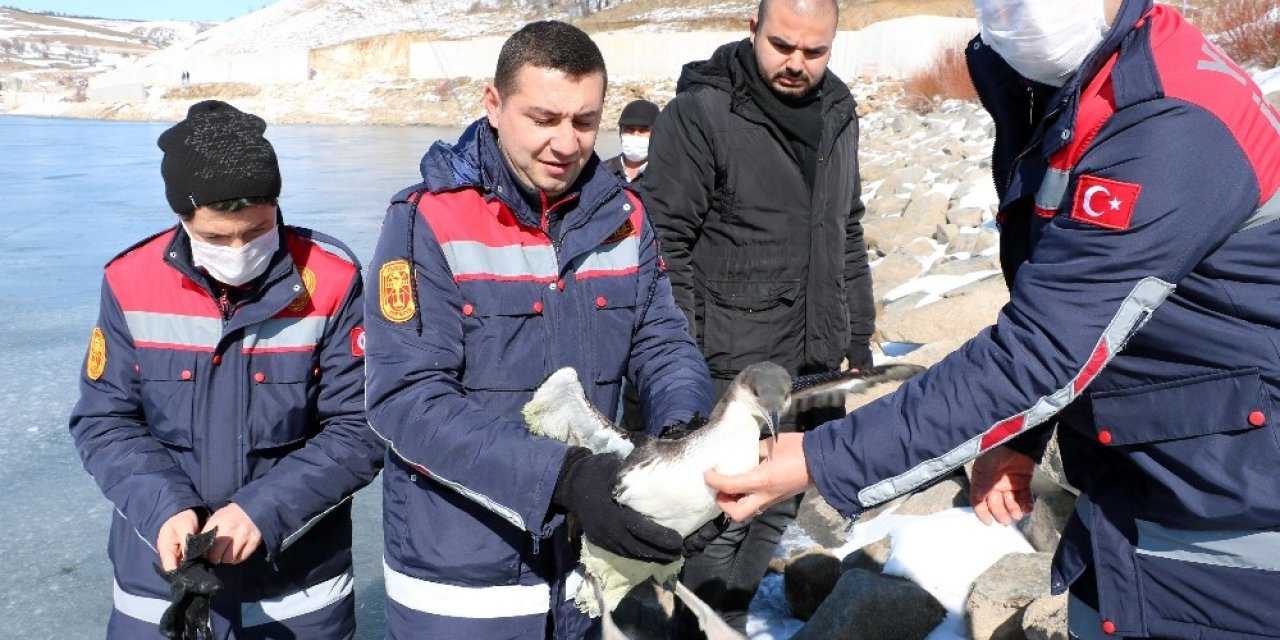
xmin=701 ymin=280 xmax=802 ymax=375
xmin=137 ymin=350 xmax=197 ymax=448
xmin=460 ymin=290 xmax=547 ymax=391
xmin=587 ymin=279 xmax=638 ymax=384
xmin=1090 ymin=368 xmax=1280 ymax=524
xmin=246 ymin=354 xmax=316 ymax=450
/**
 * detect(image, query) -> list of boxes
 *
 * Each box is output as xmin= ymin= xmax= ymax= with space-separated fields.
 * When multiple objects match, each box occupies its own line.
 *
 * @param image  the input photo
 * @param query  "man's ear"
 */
xmin=483 ymin=83 xmax=501 ymax=128
xmin=749 ymin=15 xmax=759 ymax=43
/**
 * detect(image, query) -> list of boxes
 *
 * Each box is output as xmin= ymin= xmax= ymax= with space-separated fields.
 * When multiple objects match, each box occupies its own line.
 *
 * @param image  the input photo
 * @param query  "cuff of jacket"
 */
xmin=1000 ymin=422 xmax=1056 ymax=462
xmin=801 ymin=427 xmax=866 ymax=520
xmin=231 ymin=484 xmax=284 ymax=560
xmin=140 ymin=494 xmax=207 ymax=554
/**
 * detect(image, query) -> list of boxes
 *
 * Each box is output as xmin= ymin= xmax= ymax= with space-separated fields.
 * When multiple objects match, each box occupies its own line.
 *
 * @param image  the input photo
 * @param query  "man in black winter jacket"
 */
xmin=641 ymin=0 xmax=874 ymax=635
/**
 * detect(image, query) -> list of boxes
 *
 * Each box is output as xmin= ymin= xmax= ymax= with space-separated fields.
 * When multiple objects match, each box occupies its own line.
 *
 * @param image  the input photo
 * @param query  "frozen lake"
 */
xmin=0 ymin=114 xmax=624 ymax=639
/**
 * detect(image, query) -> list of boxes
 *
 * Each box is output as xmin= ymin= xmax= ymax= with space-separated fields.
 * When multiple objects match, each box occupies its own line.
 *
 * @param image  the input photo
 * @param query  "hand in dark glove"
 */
xmin=846 ymin=340 xmax=874 ymax=372
xmin=682 ymin=514 xmax=731 ymax=558
xmin=154 ymin=528 xmax=223 ymax=640
xmin=553 ymin=447 xmax=683 ymax=564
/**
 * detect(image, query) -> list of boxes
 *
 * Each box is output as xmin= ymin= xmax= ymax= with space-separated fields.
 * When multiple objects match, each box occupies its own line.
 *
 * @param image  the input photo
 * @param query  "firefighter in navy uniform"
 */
xmin=364 ymin=22 xmax=717 ymax=640
xmin=707 ymin=1 xmax=1280 ymax=638
xmin=70 ymin=100 xmax=383 ymax=639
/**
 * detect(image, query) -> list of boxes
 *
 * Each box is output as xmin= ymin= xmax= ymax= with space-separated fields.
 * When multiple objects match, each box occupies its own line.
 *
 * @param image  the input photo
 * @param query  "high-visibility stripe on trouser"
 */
xmin=112 ymin=569 xmax=354 ymax=626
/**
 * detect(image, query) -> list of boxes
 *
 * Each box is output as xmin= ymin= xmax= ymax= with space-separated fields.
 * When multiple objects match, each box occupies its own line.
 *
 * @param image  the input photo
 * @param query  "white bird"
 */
xmin=523 ymin=361 xmax=925 ymax=617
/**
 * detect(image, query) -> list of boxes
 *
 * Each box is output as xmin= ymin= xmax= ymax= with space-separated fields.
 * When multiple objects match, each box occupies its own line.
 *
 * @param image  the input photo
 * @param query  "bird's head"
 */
xmin=735 ymin=362 xmax=792 ymax=441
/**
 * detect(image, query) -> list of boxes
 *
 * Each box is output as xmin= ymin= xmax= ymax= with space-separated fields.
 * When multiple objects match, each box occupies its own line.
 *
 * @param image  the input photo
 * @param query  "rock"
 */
xmin=897 ymin=339 xmax=966 ymax=368
xmin=1017 ymin=486 xmax=1076 ymax=554
xmin=926 ymin=254 xmax=1000 ymax=277
xmin=934 ymin=223 xmax=961 ymax=244
xmin=895 ymin=472 xmax=969 ymax=516
xmin=792 ymin=569 xmax=947 ymax=640
xmin=903 ymin=237 xmax=935 ymax=260
xmin=863 ymin=216 xmax=916 ymax=253
xmin=784 ymin=551 xmax=843 ymax=621
xmin=901 ymin=190 xmax=951 ymax=232
xmin=867 ymin=195 xmax=908 ymax=218
xmin=794 ymin=491 xmax=850 ymax=548
xmin=966 ymin=552 xmax=1054 ymax=640
xmin=840 ymin=535 xmax=892 ymax=574
xmin=878 ymin=274 xmax=1006 ymax=344
xmin=878 ymin=165 xmax=928 ymax=198
xmin=872 ymin=249 xmax=924 ymax=294
xmin=947 ymin=206 xmax=986 ymax=228
xmin=950 ymin=228 xmax=999 ymax=255
xmin=1022 ymin=593 xmax=1069 ymax=640
xmin=1036 ymin=431 xmax=1075 ymax=493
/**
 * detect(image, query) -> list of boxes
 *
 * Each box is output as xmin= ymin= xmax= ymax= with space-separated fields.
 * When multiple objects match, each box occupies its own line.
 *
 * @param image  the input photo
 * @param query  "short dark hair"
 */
xmin=176 ymin=196 xmax=277 ymax=221
xmin=494 ymin=20 xmax=607 ymax=98
xmin=757 ymin=0 xmax=839 ymax=28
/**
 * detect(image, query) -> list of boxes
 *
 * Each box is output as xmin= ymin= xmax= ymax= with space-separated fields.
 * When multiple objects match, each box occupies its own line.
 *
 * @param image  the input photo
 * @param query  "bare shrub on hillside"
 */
xmin=1199 ymin=0 xmax=1280 ymax=67
xmin=902 ymin=41 xmax=976 ymax=114
xmin=164 ymin=82 xmax=262 ymax=100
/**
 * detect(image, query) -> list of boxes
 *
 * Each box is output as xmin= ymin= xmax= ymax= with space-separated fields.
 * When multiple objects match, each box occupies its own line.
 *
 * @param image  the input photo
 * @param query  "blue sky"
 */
xmin=2 ymin=1 xmax=263 ymax=22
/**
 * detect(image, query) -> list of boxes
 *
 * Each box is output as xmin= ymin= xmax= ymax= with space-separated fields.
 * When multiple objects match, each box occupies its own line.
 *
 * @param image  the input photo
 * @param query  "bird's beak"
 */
xmin=767 ymin=411 xmax=779 ymax=443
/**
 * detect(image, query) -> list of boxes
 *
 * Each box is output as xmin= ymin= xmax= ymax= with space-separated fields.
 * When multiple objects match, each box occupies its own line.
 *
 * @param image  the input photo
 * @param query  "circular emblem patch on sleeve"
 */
xmin=86 ymin=327 xmax=107 ymax=380
xmin=379 ymin=259 xmax=416 ymax=323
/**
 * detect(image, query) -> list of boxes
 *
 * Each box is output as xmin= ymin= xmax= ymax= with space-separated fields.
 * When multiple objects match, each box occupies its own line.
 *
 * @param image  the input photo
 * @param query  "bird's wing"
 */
xmin=789 ymin=363 xmax=927 ymax=414
xmin=673 ymin=582 xmax=747 ymax=640
xmin=522 ymin=367 xmax=635 ymax=458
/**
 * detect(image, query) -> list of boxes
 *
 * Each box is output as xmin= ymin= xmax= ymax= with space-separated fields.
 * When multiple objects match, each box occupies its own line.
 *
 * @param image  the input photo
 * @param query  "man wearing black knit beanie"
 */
xmin=70 ymin=100 xmax=384 ymax=639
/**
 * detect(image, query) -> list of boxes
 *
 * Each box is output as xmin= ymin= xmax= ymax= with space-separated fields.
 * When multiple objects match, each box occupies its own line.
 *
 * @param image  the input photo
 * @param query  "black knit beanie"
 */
xmin=157 ymin=100 xmax=282 ymax=213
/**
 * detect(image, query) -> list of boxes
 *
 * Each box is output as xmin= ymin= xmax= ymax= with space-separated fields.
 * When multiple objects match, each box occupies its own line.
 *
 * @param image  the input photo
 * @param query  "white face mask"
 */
xmin=183 ymin=222 xmax=279 ymax=286
xmin=977 ymin=0 xmax=1108 ymax=87
xmin=620 ymin=134 xmax=649 ymax=163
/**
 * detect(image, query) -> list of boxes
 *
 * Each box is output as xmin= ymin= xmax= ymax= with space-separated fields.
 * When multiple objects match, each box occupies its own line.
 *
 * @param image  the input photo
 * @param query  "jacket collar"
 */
xmin=1036 ymin=0 xmax=1156 ymax=158
xmin=416 ymin=117 xmax=628 ymax=261
xmin=164 ymin=211 xmax=303 ymax=334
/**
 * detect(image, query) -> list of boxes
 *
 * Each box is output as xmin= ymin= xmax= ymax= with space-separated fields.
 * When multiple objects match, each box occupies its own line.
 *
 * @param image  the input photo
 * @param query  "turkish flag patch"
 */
xmin=351 ymin=327 xmax=366 ymax=357
xmin=1070 ymin=175 xmax=1142 ymax=230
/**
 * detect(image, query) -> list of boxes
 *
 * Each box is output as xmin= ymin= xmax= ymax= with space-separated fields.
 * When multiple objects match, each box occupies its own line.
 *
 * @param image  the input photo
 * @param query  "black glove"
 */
xmin=154 ymin=529 xmax=223 ymax=640
xmin=682 ymin=514 xmax=731 ymax=558
xmin=846 ymin=340 xmax=874 ymax=372
xmin=553 ymin=447 xmax=683 ymax=564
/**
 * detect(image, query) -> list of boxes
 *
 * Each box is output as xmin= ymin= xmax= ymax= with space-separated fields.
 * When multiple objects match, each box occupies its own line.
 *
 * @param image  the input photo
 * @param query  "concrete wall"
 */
xmin=86 ymin=79 xmax=147 ymax=102
xmin=410 ymin=16 xmax=976 ymax=81
xmin=88 ymin=49 xmax=311 ymax=97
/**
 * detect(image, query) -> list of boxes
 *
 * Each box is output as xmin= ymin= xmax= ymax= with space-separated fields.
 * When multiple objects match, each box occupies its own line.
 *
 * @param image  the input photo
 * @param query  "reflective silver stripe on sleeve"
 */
xmin=1035 ymin=167 xmax=1071 ymax=211
xmin=367 ymin=434 xmax=527 ymax=531
xmin=241 ymin=569 xmax=354 ymax=627
xmin=241 ymin=316 xmax=328 ymax=352
xmin=114 ymin=570 xmax=353 ymax=627
xmin=1237 ymin=190 xmax=1280 ymax=233
xmin=384 ymin=561 xmax=551 ymax=618
xmin=439 ymin=241 xmax=558 ymax=281
xmin=1135 ymin=520 xmax=1280 ymax=572
xmin=280 ymin=496 xmax=350 ymax=553
xmin=574 ymin=237 xmax=640 ymax=277
xmin=123 ymin=311 xmax=221 ymax=350
xmin=856 ymin=277 xmax=1174 ymax=507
